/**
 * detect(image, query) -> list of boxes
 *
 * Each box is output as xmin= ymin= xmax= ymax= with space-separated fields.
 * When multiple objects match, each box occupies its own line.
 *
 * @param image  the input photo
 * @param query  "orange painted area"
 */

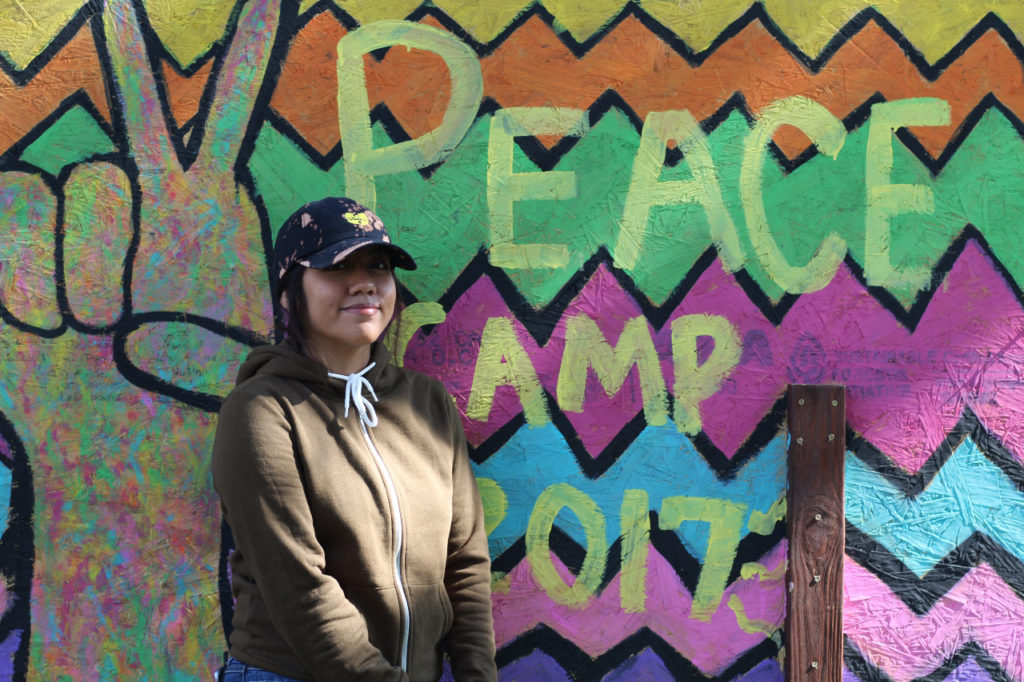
xmin=7 ymin=10 xmax=1018 ymax=162
xmin=270 ymin=12 xmax=454 ymax=157
xmin=161 ymin=59 xmax=214 ymax=133
xmin=0 ymin=24 xmax=109 ymax=156
xmin=270 ymin=11 xmax=349 ymax=155
xmin=270 ymin=12 xmax=1024 ymax=160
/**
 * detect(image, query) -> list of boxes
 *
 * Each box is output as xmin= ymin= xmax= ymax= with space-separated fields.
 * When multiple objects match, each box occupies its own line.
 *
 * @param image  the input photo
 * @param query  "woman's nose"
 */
xmin=348 ymin=270 xmax=376 ymax=294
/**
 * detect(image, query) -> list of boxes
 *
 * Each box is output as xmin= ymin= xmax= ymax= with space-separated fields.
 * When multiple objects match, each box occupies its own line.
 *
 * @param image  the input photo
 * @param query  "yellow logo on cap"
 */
xmin=344 ymin=211 xmax=372 ymax=229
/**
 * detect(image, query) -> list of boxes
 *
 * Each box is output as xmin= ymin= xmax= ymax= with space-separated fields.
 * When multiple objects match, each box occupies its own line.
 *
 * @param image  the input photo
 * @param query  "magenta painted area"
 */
xmin=404 ymin=275 xmax=535 ymax=446
xmin=653 ymin=259 xmax=782 ymax=455
xmin=528 ymin=264 xmax=655 ymax=456
xmin=492 ymin=542 xmax=785 ymax=676
xmin=733 ymin=659 xmax=784 ymax=681
xmin=601 ymin=648 xmax=673 ymax=680
xmin=497 ymin=650 xmax=572 ymax=681
xmin=0 ymin=628 xmax=21 ymax=680
xmin=661 ymin=242 xmax=1024 ymax=466
xmin=843 ymin=668 xmax=860 ymax=682
xmin=844 ymin=556 xmax=1024 ymax=681
xmin=410 ymin=240 xmax=1024 ymax=467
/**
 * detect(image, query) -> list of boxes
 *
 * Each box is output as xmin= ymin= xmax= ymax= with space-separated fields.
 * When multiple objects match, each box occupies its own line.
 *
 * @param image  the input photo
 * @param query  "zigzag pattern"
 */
xmin=844 ymin=557 xmax=1024 ymax=682
xmin=491 ymin=542 xmax=784 ymax=675
xmin=845 ymin=638 xmax=1011 ymax=682
xmin=5 ymin=1 xmax=1024 ymax=74
xmin=847 ymin=437 xmax=1024 ymax=576
xmin=493 ymin=622 xmax=781 ymax=681
xmin=404 ymin=232 xmax=1024 ymax=471
xmin=475 ymin=424 xmax=785 ymax=560
xmin=8 ymin=3 xmax=1024 ymax=165
xmin=267 ymin=6 xmax=1024 ymax=161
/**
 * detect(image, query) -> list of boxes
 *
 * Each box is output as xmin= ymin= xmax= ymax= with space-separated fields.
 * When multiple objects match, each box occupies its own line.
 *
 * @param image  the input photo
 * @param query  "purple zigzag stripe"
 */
xmin=844 ymin=556 xmax=1024 ymax=681
xmin=492 ymin=542 xmax=785 ymax=676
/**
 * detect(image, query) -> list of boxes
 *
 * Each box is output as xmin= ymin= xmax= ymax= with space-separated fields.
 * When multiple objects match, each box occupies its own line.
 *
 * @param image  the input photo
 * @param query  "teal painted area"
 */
xmin=18 ymin=105 xmax=116 ymax=176
xmin=473 ymin=423 xmax=786 ymax=563
xmin=0 ymin=455 xmax=10 ymax=538
xmin=846 ymin=438 xmax=1024 ymax=575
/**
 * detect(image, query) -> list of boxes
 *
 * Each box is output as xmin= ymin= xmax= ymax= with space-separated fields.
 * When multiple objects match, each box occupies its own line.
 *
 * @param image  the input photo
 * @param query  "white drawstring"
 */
xmin=327 ymin=362 xmax=379 ymax=427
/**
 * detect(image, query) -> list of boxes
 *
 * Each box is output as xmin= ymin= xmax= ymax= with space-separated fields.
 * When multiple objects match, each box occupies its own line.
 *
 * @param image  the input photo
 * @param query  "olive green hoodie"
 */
xmin=212 ymin=342 xmax=496 ymax=681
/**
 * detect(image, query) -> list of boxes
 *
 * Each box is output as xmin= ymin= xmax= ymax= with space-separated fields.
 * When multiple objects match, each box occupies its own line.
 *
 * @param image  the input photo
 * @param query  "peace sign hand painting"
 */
xmin=100 ymin=0 xmax=279 ymax=406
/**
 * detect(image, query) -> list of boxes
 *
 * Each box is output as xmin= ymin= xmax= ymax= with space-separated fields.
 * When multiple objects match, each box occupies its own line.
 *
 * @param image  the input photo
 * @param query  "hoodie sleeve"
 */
xmin=212 ymin=383 xmax=409 ymax=682
xmin=440 ymin=390 xmax=498 ymax=681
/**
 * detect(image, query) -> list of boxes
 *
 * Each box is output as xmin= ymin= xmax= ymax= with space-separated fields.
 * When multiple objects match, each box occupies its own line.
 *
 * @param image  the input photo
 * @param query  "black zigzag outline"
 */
xmin=496 ymin=623 xmax=780 ymax=681
xmin=491 ymin=511 xmax=785 ymax=601
xmin=0 ymin=413 xmax=35 ymax=682
xmin=843 ymin=224 xmax=1024 ymax=331
xmin=433 ymin=246 xmax=788 ymax=476
xmin=845 ymin=523 xmax=1024 ymax=614
xmin=848 ymin=407 xmax=1024 ymax=496
xmin=0 ymin=88 xmax=116 ymax=160
xmin=10 ymin=2 xmax=1024 ymax=173
xmin=844 ymin=635 xmax=1014 ymax=682
xmin=0 ymin=2 xmax=98 ymax=83
xmin=318 ymin=0 xmax=1024 ymax=175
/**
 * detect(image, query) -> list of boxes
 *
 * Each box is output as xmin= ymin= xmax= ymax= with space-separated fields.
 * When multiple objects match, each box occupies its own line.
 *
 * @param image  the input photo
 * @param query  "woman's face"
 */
xmin=298 ymin=246 xmax=396 ymax=372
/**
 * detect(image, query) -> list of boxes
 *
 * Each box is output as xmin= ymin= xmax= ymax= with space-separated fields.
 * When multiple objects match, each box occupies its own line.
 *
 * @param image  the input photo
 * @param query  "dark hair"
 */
xmin=274 ymin=265 xmax=405 ymax=366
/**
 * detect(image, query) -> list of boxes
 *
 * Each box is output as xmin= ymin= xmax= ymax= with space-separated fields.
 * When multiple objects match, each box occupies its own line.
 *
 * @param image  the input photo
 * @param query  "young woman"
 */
xmin=212 ymin=197 xmax=497 ymax=682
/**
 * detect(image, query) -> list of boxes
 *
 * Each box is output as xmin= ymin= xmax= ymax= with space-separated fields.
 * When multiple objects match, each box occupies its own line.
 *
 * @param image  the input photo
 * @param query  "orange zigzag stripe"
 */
xmin=275 ymin=11 xmax=1024 ymax=159
xmin=4 ymin=11 xmax=1024 ymax=160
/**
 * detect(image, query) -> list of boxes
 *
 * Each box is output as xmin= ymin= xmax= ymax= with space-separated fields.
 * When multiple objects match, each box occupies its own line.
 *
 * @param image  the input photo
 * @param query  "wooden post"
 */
xmin=786 ymin=384 xmax=845 ymax=681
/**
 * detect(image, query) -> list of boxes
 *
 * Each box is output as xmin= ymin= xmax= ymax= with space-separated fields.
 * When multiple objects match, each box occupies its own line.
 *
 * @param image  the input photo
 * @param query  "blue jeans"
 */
xmin=218 ymin=657 xmax=307 ymax=682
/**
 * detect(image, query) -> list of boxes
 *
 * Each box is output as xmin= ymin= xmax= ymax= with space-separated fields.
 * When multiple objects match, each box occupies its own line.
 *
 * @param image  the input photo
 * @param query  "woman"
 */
xmin=212 ymin=197 xmax=497 ymax=682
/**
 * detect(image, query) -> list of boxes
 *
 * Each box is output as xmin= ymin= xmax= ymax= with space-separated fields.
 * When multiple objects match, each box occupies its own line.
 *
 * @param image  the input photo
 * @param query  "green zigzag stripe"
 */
xmin=16 ymin=102 xmax=1024 ymax=307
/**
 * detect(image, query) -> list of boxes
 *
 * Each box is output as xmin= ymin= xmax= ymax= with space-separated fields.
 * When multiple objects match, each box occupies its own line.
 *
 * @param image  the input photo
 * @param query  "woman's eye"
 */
xmin=372 ymin=260 xmax=389 ymax=270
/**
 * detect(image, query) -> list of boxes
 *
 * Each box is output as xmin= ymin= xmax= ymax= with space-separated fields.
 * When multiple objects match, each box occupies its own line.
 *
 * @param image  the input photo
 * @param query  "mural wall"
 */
xmin=1 ymin=0 xmax=1023 ymax=679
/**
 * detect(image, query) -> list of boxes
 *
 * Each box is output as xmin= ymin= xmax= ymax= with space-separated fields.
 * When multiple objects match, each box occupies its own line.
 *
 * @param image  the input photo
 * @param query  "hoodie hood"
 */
xmin=236 ymin=341 xmax=398 ymax=394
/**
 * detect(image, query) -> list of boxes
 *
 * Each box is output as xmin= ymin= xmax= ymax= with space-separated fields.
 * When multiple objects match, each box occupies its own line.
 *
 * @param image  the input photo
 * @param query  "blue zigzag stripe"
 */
xmin=473 ymin=422 xmax=786 ymax=563
xmin=846 ymin=437 xmax=1024 ymax=576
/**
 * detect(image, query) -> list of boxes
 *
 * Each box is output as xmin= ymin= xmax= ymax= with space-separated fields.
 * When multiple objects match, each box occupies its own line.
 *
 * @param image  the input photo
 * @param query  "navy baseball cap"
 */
xmin=272 ymin=197 xmax=417 ymax=288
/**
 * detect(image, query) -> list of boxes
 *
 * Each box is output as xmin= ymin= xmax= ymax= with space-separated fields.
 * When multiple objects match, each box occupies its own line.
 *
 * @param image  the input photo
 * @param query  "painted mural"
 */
xmin=0 ymin=0 xmax=1023 ymax=679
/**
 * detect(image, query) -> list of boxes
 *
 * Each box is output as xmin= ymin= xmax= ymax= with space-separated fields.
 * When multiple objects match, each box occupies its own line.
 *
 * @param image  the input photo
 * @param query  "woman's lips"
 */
xmin=341 ymin=304 xmax=379 ymax=315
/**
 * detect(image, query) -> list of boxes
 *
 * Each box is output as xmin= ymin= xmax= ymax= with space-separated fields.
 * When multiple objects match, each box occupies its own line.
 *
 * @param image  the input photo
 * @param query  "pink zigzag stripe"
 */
xmin=492 ymin=542 xmax=785 ymax=675
xmin=844 ymin=556 xmax=1024 ymax=681
xmin=406 ymin=240 xmax=1024 ymax=470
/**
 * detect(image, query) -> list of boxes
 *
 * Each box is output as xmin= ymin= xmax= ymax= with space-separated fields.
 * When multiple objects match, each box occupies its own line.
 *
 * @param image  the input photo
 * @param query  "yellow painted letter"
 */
xmin=526 ymin=483 xmax=607 ymax=607
xmin=487 ymin=107 xmax=587 ymax=268
xmin=670 ymin=314 xmax=741 ymax=434
xmin=384 ymin=301 xmax=446 ymax=367
xmin=557 ymin=314 xmax=668 ymax=426
xmin=865 ymin=98 xmax=951 ymax=289
xmin=619 ymin=489 xmax=650 ymax=612
xmin=660 ymin=496 xmax=747 ymax=620
xmin=337 ymin=21 xmax=483 ymax=207
xmin=740 ymin=96 xmax=847 ymax=293
xmin=614 ymin=110 xmax=743 ymax=272
xmin=467 ymin=317 xmax=549 ymax=426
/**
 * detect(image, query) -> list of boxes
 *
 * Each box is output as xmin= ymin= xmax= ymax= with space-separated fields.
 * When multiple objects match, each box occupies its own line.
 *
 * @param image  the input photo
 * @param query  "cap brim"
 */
xmin=302 ymin=238 xmax=417 ymax=271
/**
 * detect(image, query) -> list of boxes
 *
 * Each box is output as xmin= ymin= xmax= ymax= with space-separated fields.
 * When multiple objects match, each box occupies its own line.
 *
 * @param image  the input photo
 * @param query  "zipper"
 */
xmin=359 ymin=418 xmax=411 ymax=672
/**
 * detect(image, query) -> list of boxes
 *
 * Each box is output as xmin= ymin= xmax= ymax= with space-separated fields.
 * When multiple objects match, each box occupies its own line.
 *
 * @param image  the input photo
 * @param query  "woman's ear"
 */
xmin=279 ymin=292 xmax=288 ymax=310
